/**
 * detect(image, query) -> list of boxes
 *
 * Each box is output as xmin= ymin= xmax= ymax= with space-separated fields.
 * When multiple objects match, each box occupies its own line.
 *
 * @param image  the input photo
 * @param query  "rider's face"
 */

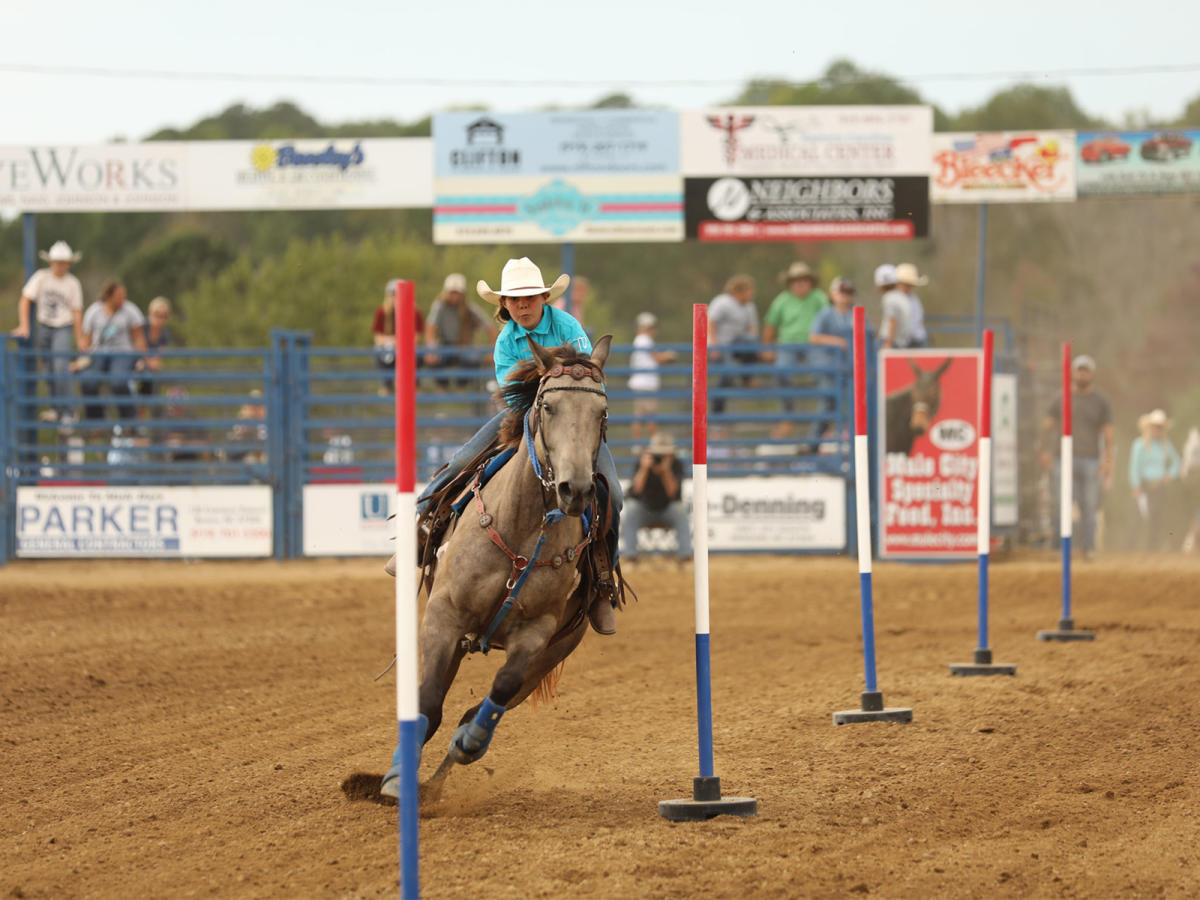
xmin=503 ymin=292 xmax=549 ymax=329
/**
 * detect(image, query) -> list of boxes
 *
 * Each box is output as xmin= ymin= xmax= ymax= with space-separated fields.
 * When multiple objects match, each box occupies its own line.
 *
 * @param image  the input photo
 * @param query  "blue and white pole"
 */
xmin=393 ymin=280 xmax=421 ymax=899
xmin=1038 ymin=342 xmax=1095 ymax=641
xmin=833 ymin=306 xmax=913 ymax=723
xmin=657 ymin=305 xmax=756 ymax=821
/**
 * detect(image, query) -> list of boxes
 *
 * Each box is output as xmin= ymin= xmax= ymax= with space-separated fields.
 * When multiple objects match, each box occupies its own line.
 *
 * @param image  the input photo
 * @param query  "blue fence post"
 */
xmin=288 ymin=333 xmax=312 ymax=559
xmin=0 ymin=339 xmax=10 ymax=566
xmin=268 ymin=329 xmax=288 ymax=560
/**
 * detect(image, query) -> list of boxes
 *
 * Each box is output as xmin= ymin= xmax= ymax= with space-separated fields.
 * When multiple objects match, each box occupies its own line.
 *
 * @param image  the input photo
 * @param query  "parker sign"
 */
xmin=877 ymin=350 xmax=981 ymax=559
xmin=680 ymin=106 xmax=931 ymax=241
xmin=931 ymin=132 xmax=1076 ymax=203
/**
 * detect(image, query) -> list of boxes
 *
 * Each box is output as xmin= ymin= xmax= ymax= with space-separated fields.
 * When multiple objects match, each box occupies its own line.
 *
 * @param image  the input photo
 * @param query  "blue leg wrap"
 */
xmin=381 ymin=714 xmax=428 ymax=798
xmin=449 ymin=697 xmax=506 ymax=765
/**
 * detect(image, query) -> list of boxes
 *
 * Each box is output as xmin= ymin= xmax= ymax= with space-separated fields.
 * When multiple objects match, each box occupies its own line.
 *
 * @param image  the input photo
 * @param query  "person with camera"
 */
xmin=620 ymin=432 xmax=692 ymax=564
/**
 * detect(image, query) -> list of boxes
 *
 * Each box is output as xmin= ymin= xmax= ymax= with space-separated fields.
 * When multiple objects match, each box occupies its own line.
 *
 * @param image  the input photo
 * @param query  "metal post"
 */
xmin=393 ymin=281 xmax=421 ymax=899
xmin=975 ymin=205 xmax=988 ymax=346
xmin=560 ymin=242 xmax=575 ymax=317
xmin=18 ymin=214 xmax=37 ymax=470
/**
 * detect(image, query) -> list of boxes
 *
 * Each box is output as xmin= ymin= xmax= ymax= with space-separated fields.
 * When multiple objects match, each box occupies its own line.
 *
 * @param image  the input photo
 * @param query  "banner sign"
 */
xmin=992 ymin=372 xmax=1019 ymax=528
xmin=0 ymin=139 xmax=433 ymax=212
xmin=680 ymin=106 xmax=931 ymax=240
xmin=1076 ymin=129 xmax=1200 ymax=195
xmin=432 ymin=110 xmax=683 ymax=243
xmin=16 ymin=485 xmax=272 ymax=557
xmin=878 ymin=350 xmax=981 ymax=559
xmin=303 ymin=476 xmax=845 ymax=556
xmin=931 ymin=132 xmax=1076 ymax=203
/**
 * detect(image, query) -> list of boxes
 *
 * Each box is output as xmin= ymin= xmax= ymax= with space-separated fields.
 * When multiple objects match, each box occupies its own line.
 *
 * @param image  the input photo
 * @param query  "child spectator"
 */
xmin=135 ymin=296 xmax=172 ymax=415
xmin=373 ymin=279 xmax=425 ymax=394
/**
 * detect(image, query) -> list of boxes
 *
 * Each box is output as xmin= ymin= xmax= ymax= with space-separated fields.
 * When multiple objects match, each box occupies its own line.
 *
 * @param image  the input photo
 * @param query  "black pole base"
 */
xmin=950 ymin=647 xmax=1017 ymax=676
xmin=658 ymin=776 xmax=757 ymax=822
xmin=832 ymin=690 xmax=913 ymax=725
xmin=1037 ymin=619 xmax=1096 ymax=642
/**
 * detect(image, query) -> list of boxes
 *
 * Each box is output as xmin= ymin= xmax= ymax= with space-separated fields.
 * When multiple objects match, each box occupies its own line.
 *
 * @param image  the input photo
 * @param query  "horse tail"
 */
xmin=528 ymin=661 xmax=567 ymax=710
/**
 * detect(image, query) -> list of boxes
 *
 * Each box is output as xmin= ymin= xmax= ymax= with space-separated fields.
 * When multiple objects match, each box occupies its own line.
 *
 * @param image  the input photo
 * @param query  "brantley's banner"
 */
xmin=0 ymin=139 xmax=434 ymax=211
xmin=432 ymin=110 xmax=682 ymax=243
xmin=878 ymin=350 xmax=981 ymax=559
xmin=680 ymin=106 xmax=932 ymax=241
xmin=1076 ymin=129 xmax=1200 ymax=195
xmin=931 ymin=132 xmax=1076 ymax=203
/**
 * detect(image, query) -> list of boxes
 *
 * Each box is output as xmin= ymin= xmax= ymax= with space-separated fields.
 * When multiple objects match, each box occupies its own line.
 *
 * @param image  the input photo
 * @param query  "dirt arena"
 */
xmin=3 ymin=554 xmax=1199 ymax=899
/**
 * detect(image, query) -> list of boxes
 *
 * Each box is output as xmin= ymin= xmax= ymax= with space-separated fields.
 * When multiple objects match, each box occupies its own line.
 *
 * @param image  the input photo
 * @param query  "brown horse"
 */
xmin=381 ymin=336 xmax=616 ymax=801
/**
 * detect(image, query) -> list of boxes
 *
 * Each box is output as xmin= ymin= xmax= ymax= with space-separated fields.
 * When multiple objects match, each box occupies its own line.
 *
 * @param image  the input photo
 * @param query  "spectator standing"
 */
xmin=809 ymin=276 xmax=867 ymax=446
xmin=135 ymin=296 xmax=172 ymax=415
xmin=1040 ymin=354 xmax=1114 ymax=560
xmin=424 ymin=272 xmax=497 ymax=387
xmin=629 ymin=312 xmax=676 ymax=439
xmin=78 ymin=280 xmax=148 ymax=425
xmin=1180 ymin=427 xmax=1200 ymax=553
xmin=553 ymin=274 xmax=590 ymax=326
xmin=707 ymin=274 xmax=758 ymax=416
xmin=1127 ymin=409 xmax=1181 ymax=551
xmin=875 ymin=263 xmax=912 ymax=350
xmin=620 ymin=432 xmax=692 ymax=564
xmin=11 ymin=240 xmax=85 ymax=423
xmin=762 ymin=261 xmax=829 ymax=438
xmin=895 ymin=263 xmax=929 ymax=347
xmin=373 ymin=279 xmax=426 ymax=395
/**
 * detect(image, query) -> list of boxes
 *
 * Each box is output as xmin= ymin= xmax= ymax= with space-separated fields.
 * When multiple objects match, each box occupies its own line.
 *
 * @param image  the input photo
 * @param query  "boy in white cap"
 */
xmin=11 ymin=241 xmax=85 ymax=423
xmin=629 ymin=311 xmax=676 ymax=439
xmin=874 ymin=263 xmax=911 ymax=350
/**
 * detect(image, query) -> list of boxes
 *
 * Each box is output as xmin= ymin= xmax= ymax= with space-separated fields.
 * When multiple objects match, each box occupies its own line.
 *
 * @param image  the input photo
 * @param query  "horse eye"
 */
xmin=543 ymin=404 xmax=554 ymax=415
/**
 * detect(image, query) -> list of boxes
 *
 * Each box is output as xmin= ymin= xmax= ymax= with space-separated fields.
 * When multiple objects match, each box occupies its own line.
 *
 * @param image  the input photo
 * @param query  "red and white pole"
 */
xmin=393 ymin=280 xmax=420 ymax=898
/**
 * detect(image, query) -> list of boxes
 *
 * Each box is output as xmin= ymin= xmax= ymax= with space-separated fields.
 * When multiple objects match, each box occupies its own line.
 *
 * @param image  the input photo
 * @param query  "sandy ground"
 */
xmin=2 ymin=553 xmax=1199 ymax=899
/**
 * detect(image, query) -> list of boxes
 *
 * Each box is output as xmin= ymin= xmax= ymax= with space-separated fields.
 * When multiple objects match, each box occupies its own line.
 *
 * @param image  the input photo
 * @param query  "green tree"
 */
xmin=950 ymin=84 xmax=1107 ymax=131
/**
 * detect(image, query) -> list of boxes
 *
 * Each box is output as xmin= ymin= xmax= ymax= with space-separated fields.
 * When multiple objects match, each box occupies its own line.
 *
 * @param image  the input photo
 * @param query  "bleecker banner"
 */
xmin=878 ymin=350 xmax=981 ymax=559
xmin=16 ymin=486 xmax=272 ymax=558
xmin=433 ymin=110 xmax=683 ymax=243
xmin=685 ymin=175 xmax=929 ymax=241
xmin=1076 ymin=129 xmax=1200 ymax=195
xmin=931 ymin=132 xmax=1076 ymax=203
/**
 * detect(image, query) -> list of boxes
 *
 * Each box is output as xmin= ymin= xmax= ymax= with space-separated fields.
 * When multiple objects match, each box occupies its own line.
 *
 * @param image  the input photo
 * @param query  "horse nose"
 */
xmin=556 ymin=480 xmax=589 ymax=514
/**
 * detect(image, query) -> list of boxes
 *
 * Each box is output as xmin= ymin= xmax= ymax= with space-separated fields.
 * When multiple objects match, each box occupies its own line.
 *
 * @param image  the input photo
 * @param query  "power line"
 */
xmin=2 ymin=61 xmax=1200 ymax=90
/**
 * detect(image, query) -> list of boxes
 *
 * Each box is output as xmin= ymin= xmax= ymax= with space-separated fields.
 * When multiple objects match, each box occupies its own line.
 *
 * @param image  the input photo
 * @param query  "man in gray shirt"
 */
xmin=874 ymin=263 xmax=912 ymax=349
xmin=707 ymin=274 xmax=758 ymax=414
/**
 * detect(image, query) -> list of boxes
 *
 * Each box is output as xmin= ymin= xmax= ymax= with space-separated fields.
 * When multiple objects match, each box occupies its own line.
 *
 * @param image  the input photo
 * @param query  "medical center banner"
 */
xmin=877 ymin=350 xmax=981 ymax=559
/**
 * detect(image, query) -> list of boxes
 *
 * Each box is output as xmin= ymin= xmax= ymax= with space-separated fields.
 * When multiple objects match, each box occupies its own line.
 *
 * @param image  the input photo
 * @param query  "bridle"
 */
xmin=523 ymin=362 xmax=608 ymax=498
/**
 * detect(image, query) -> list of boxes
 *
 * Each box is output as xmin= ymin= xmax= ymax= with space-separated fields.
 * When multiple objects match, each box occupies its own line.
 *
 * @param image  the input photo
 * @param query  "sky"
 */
xmin=3 ymin=0 xmax=1199 ymax=143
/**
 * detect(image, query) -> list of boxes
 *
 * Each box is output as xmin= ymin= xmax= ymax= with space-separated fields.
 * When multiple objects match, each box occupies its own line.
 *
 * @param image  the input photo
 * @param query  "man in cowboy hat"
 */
xmin=762 ymin=261 xmax=829 ymax=438
xmin=1040 ymin=354 xmax=1114 ymax=559
xmin=895 ymin=263 xmax=929 ymax=347
xmin=874 ymin=263 xmax=912 ymax=350
xmin=620 ymin=432 xmax=691 ymax=565
xmin=11 ymin=240 xmax=85 ymax=423
xmin=1127 ymin=408 xmax=1181 ymax=551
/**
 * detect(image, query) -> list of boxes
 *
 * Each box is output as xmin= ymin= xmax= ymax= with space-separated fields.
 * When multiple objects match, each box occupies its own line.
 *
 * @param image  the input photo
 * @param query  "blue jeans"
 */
xmin=35 ymin=323 xmax=75 ymax=418
xmin=80 ymin=354 xmax=138 ymax=423
xmin=619 ymin=499 xmax=691 ymax=559
xmin=1054 ymin=458 xmax=1101 ymax=554
xmin=419 ymin=410 xmax=623 ymax=513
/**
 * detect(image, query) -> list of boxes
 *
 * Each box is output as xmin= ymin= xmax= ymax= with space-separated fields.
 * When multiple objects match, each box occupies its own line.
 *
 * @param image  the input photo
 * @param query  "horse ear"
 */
xmin=908 ymin=358 xmax=922 ymax=376
xmin=934 ymin=357 xmax=952 ymax=379
xmin=525 ymin=337 xmax=557 ymax=374
xmin=588 ymin=334 xmax=613 ymax=371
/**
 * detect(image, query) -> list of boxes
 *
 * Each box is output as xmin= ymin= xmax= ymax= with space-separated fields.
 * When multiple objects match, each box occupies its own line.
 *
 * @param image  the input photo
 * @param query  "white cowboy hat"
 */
xmin=39 ymin=240 xmax=81 ymax=263
xmin=895 ymin=263 xmax=929 ymax=287
xmin=476 ymin=257 xmax=570 ymax=306
xmin=1144 ymin=409 xmax=1171 ymax=428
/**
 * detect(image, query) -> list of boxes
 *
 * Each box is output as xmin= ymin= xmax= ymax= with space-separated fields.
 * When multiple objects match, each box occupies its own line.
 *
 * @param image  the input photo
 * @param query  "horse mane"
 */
xmin=497 ymin=346 xmax=598 ymax=446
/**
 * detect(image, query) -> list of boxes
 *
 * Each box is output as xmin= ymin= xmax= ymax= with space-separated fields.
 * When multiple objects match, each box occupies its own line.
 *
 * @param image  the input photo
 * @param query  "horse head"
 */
xmin=906 ymin=357 xmax=952 ymax=439
xmin=526 ymin=335 xmax=612 ymax=516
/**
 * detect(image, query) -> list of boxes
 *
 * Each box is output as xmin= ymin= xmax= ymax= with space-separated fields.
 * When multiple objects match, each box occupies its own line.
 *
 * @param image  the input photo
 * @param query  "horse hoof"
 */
xmin=380 ymin=770 xmax=399 ymax=799
xmin=449 ymin=723 xmax=489 ymax=764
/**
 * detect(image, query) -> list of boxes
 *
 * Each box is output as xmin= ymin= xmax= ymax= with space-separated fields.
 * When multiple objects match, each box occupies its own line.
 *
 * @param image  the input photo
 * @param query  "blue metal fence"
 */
xmin=11 ymin=326 xmax=1033 ymax=565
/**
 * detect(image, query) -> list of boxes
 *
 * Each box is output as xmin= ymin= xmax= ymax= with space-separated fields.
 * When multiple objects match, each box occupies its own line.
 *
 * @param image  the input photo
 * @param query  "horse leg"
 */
xmin=380 ymin=596 xmax=466 ymax=799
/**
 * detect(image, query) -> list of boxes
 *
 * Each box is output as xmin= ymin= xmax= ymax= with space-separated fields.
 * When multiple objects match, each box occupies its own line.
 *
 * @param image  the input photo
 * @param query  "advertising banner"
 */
xmin=992 ymin=372 xmax=1019 ymax=528
xmin=931 ymin=132 xmax=1076 ymax=203
xmin=0 ymin=139 xmax=434 ymax=212
xmin=680 ymin=106 xmax=931 ymax=240
xmin=1076 ymin=129 xmax=1200 ymax=195
xmin=303 ymin=476 xmax=846 ymax=556
xmin=16 ymin=485 xmax=272 ymax=557
xmin=878 ymin=350 xmax=981 ymax=559
xmin=432 ymin=110 xmax=683 ymax=243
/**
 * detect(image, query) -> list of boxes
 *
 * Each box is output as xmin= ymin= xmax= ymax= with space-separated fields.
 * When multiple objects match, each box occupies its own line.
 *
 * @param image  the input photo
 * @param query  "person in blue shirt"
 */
xmin=809 ymin=276 xmax=870 ymax=449
xmin=1128 ymin=408 xmax=1181 ymax=551
xmin=419 ymin=256 xmax=623 ymax=509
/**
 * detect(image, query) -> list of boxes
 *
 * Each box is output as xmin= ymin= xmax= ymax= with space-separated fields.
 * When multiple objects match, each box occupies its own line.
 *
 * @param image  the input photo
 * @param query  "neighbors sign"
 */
xmin=931 ymin=132 xmax=1076 ymax=203
xmin=878 ymin=350 xmax=981 ymax=559
xmin=680 ymin=106 xmax=932 ymax=241
xmin=1076 ymin=129 xmax=1200 ymax=195
xmin=432 ymin=110 xmax=683 ymax=244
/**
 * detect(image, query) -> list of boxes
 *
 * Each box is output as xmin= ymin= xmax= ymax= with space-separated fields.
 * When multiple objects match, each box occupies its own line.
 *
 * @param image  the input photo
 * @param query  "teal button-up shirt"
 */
xmin=493 ymin=305 xmax=591 ymax=391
